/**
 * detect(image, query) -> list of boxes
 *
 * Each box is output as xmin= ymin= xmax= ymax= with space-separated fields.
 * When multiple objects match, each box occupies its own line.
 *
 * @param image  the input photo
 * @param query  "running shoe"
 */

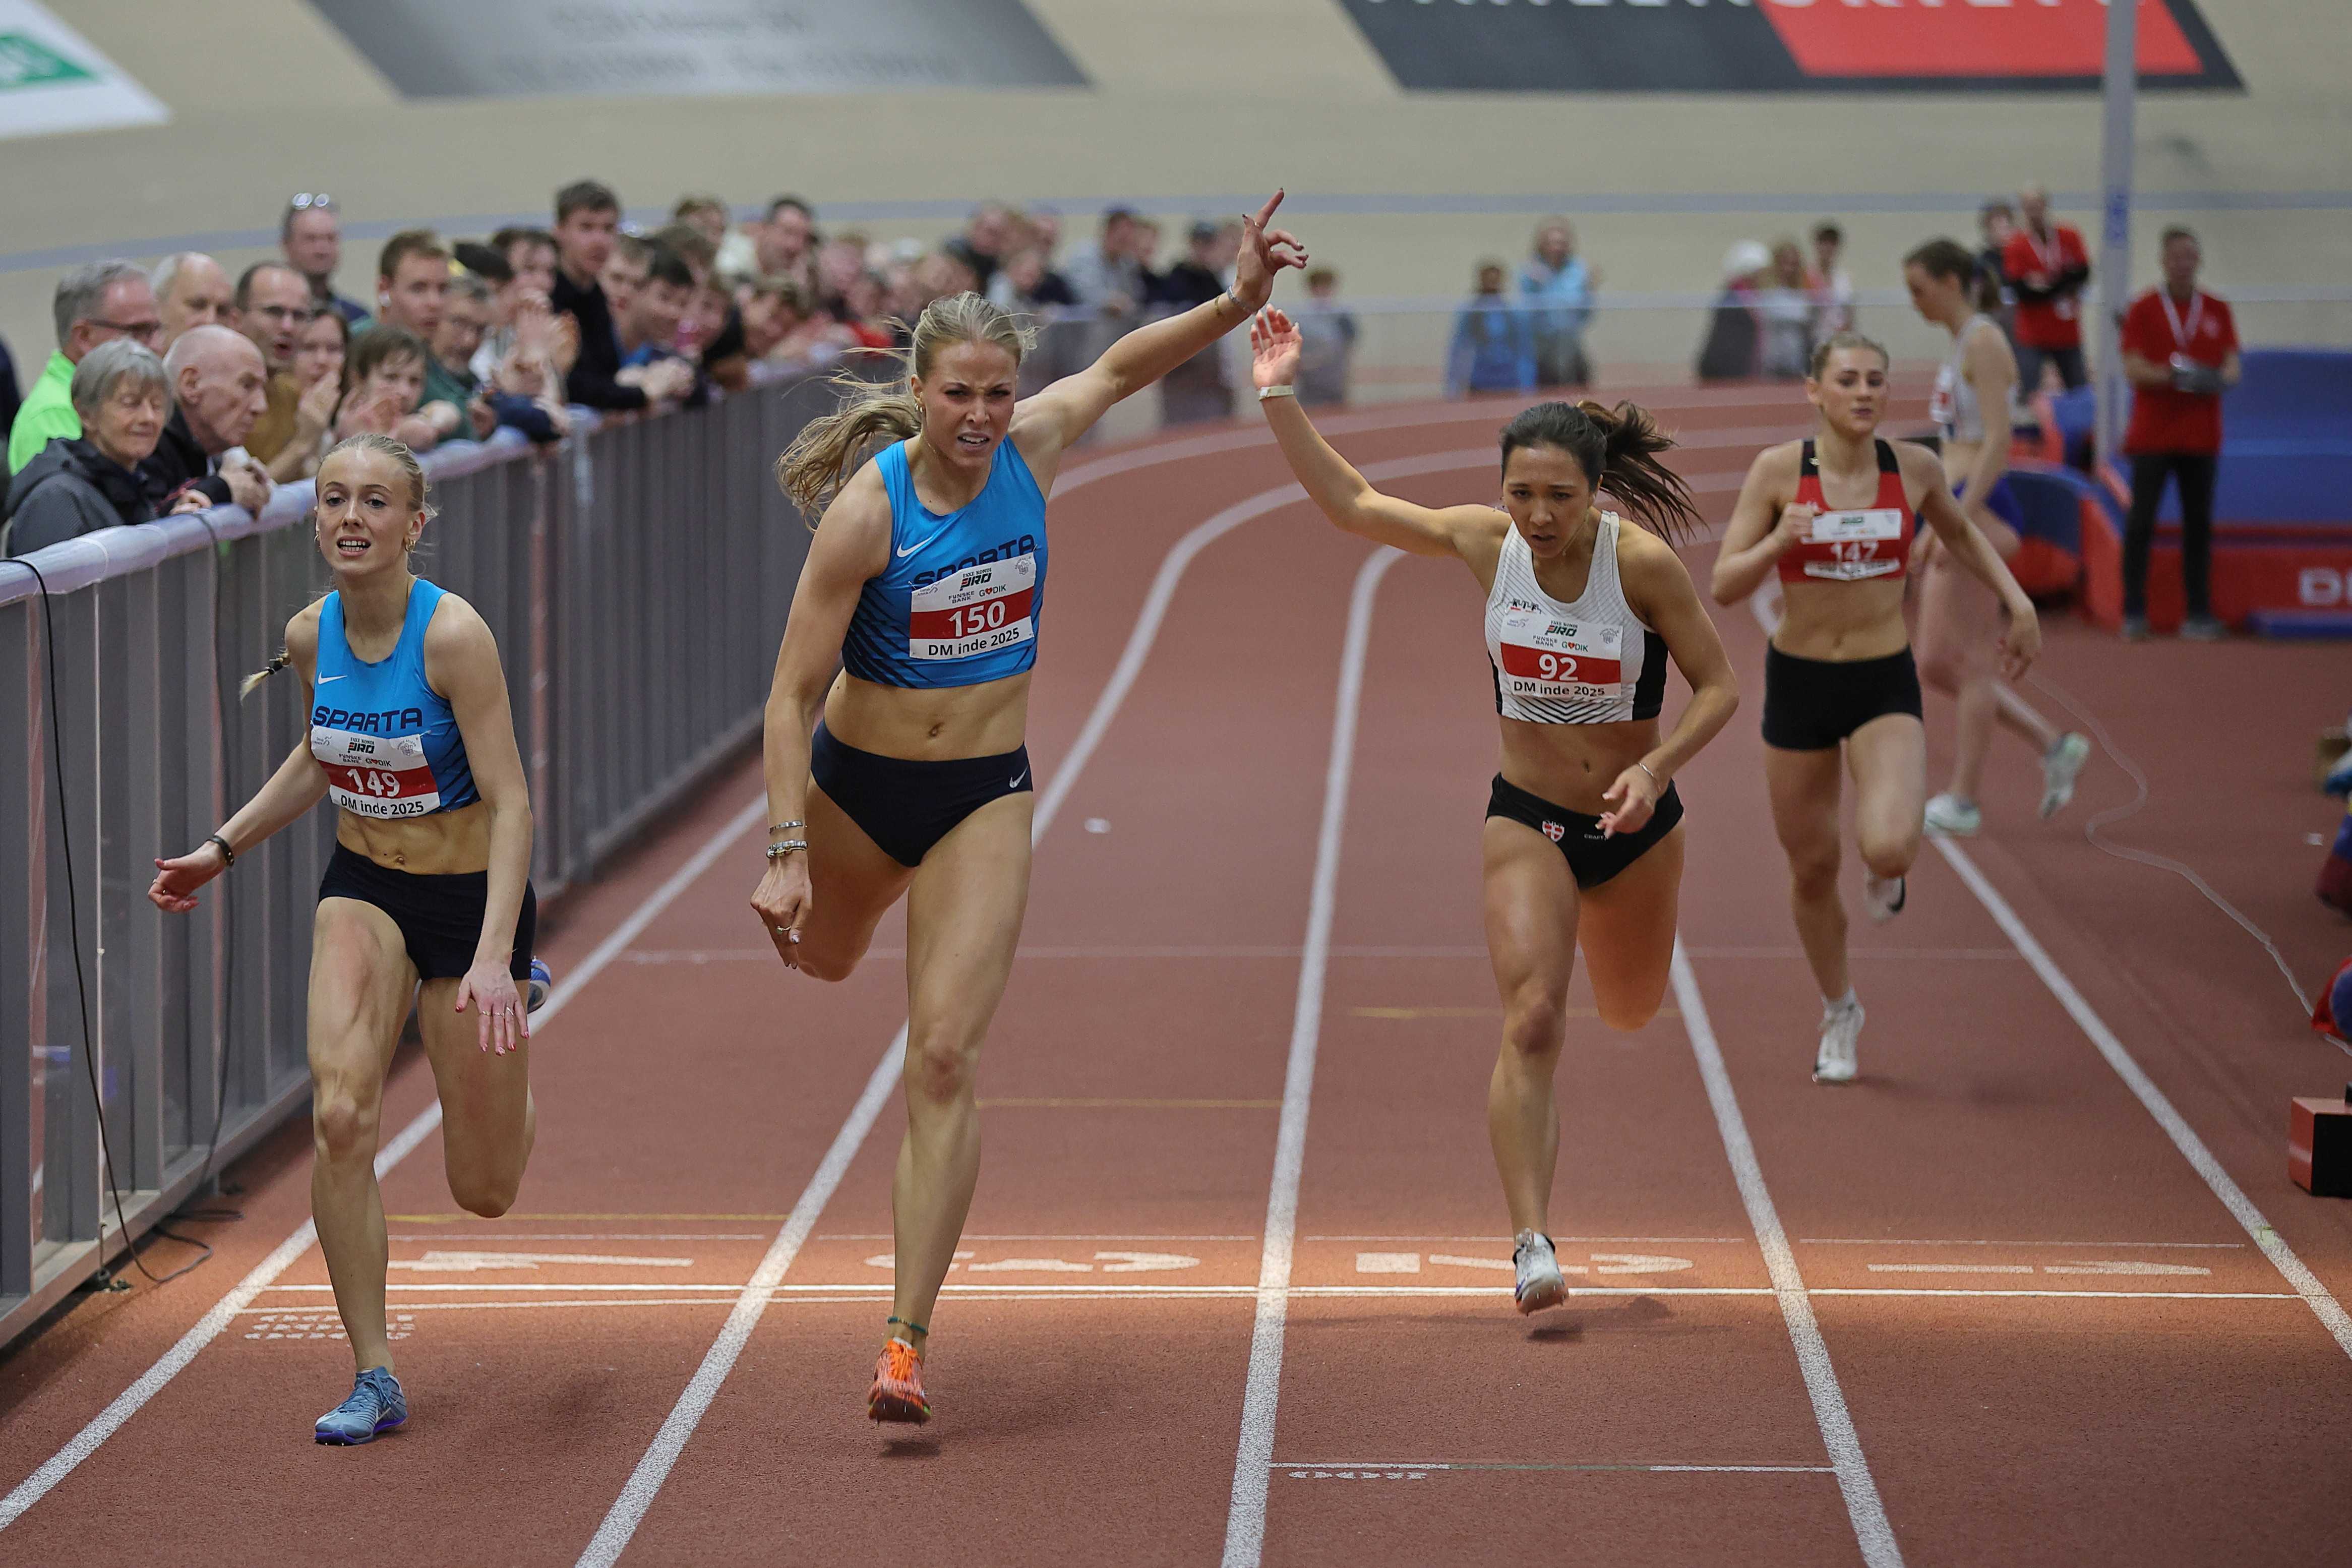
xmin=1513 ymin=1230 xmax=1568 ymax=1315
xmin=1815 ymin=998 xmax=1863 ymax=1084
xmin=2119 ymin=615 xmax=2151 ymax=642
xmin=1922 ymin=794 xmax=1980 ymax=836
xmin=868 ymin=1337 xmax=930 ymax=1424
xmin=525 ymin=957 xmax=553 ymax=1013
xmin=315 ymin=1366 xmax=406 ymax=1445
xmin=1863 ymin=871 xmax=1906 ymax=924
xmin=2039 ymin=733 xmax=2091 ymax=819
xmin=2180 ymin=614 xmax=2226 ymax=642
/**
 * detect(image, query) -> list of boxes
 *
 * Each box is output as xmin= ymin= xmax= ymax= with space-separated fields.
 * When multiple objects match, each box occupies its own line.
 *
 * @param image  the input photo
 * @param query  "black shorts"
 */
xmin=318 ymin=843 xmax=537 ymax=982
xmin=1486 ymin=774 xmax=1685 ymax=891
xmin=1761 ymin=645 xmax=1923 ymax=752
xmin=810 ymin=720 xmax=1034 ymax=869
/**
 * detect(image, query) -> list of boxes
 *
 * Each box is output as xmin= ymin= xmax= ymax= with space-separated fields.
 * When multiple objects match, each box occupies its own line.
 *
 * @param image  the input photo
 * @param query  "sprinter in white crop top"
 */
xmin=1249 ymin=306 xmax=1739 ymax=1321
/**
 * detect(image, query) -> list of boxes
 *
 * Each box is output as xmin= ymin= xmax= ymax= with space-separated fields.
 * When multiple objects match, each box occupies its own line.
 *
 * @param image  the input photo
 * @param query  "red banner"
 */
xmin=1765 ymin=0 xmax=2201 ymax=80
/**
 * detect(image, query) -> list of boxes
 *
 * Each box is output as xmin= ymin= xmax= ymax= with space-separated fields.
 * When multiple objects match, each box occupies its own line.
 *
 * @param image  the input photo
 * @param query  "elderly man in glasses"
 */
xmin=7 ymin=259 xmax=162 ymax=477
xmin=281 ymin=193 xmax=371 ymax=326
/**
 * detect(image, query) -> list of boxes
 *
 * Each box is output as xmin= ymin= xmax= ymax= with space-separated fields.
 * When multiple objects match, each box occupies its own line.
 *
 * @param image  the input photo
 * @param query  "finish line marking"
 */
xmin=1277 ymin=1462 xmax=1836 ymax=1478
xmin=0 ymin=792 xmax=763 ymax=1533
xmin=1672 ymin=944 xmax=1905 ymax=1568
xmin=1221 ymin=547 xmax=1403 ymax=1568
xmin=1931 ymin=837 xmax=2352 ymax=1362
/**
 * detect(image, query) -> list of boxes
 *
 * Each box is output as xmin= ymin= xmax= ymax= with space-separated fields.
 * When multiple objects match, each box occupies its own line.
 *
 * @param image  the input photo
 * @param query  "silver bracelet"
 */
xmin=1257 ymin=384 xmax=1298 ymax=401
xmin=767 ymin=820 xmax=806 ymax=835
xmin=1634 ymin=761 xmax=1663 ymax=790
xmin=765 ymin=839 xmax=809 ymax=859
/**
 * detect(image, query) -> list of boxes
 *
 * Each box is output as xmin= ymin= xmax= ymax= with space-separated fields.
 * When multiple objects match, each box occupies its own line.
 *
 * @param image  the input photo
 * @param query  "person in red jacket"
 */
xmin=2119 ymin=225 xmax=2241 ymax=640
xmin=2000 ymin=186 xmax=2090 ymax=395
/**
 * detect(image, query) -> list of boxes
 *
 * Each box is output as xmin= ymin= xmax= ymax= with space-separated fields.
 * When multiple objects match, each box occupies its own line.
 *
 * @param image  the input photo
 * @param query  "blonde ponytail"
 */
xmin=239 ymin=649 xmax=290 ymax=701
xmin=774 ymin=291 xmax=1034 ymax=523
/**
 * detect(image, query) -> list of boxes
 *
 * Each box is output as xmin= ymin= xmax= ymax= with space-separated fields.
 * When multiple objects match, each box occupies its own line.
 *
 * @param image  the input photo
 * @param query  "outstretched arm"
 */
xmin=1012 ymin=191 xmax=1306 ymax=482
xmin=148 ymin=610 xmax=330 ymax=912
xmin=1250 ymin=308 xmax=1497 ymax=560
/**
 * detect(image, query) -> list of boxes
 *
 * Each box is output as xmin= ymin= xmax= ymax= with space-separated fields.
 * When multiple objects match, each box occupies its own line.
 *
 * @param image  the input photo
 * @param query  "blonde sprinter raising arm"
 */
xmin=1710 ymin=332 xmax=2039 ymax=1086
xmin=148 ymin=434 xmax=543 ymax=1446
xmin=1248 ymin=307 xmax=1737 ymax=1316
xmin=751 ymin=195 xmax=1306 ymax=1424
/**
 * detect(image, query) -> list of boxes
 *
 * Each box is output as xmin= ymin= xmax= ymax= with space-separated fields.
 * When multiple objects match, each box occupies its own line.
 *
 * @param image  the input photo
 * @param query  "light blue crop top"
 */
xmin=839 ymin=437 xmax=1048 ymax=689
xmin=308 ymin=578 xmax=480 ymax=819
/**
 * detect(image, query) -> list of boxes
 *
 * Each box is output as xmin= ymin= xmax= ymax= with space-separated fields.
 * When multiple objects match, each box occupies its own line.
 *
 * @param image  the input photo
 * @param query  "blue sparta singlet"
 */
xmin=840 ymin=437 xmax=1048 ymax=689
xmin=309 ymin=578 xmax=480 ymax=819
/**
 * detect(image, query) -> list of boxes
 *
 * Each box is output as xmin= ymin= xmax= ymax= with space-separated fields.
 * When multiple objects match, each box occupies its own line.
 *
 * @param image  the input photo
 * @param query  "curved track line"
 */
xmin=1220 ymin=546 xmax=1404 ymax=1568
xmin=0 ymin=796 xmax=764 ymax=1531
xmin=1670 ymin=945 xmax=1904 ymax=1567
xmin=1929 ymin=838 xmax=2352 ymax=1360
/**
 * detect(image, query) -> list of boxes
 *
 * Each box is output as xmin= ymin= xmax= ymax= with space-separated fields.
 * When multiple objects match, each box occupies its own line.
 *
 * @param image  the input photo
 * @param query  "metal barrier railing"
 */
xmin=0 ymin=370 xmax=825 ymax=1347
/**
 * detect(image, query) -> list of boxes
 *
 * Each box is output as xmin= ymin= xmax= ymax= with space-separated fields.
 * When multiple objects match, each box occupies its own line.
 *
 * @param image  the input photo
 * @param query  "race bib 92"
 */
xmin=311 ymin=727 xmax=442 ymax=819
xmin=1496 ymin=612 xmax=1622 ymax=700
xmin=909 ymin=553 xmax=1037 ymax=661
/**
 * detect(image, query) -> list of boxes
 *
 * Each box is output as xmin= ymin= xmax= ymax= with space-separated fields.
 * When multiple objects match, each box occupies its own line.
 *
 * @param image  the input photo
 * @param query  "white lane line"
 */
xmin=1931 ymin=837 xmax=2352 ymax=1360
xmin=0 ymin=798 xmax=763 ymax=1532
xmin=1221 ymin=547 xmax=1402 ymax=1568
xmin=1672 ymin=943 xmax=1904 ymax=1568
xmin=578 ymin=477 xmax=1386 ymax=1568
xmin=1277 ymin=1461 xmax=1837 ymax=1475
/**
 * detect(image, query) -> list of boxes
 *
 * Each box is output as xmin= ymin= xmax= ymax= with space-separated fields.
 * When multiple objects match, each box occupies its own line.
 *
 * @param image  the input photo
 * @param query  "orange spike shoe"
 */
xmin=868 ymin=1337 xmax=930 ymax=1424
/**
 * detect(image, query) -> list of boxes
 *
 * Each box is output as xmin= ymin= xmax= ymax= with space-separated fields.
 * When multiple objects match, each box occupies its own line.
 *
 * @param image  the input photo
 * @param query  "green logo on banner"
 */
xmin=0 ymin=33 xmax=98 ymax=91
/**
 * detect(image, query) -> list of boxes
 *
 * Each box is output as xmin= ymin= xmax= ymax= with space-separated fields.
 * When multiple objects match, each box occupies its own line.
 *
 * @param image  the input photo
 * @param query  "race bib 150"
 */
xmin=909 ymin=554 xmax=1036 ymax=661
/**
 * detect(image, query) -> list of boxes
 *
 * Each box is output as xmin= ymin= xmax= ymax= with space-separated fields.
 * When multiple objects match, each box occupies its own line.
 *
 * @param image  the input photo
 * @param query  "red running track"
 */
xmin=2 ymin=385 xmax=2348 ymax=1566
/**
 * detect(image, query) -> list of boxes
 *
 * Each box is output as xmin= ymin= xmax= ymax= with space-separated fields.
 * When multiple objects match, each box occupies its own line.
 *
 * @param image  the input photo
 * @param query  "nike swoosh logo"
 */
xmin=896 ymin=527 xmax=951 ymax=559
xmin=316 ymin=675 xmax=344 ymax=684
xmin=1009 ymin=771 xmax=1028 ymax=789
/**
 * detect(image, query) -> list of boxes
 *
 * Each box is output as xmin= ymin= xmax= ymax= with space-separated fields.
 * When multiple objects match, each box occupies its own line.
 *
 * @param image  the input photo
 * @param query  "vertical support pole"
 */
xmin=1 ymin=605 xmax=34 ymax=1298
xmin=2094 ymin=0 xmax=2140 ymax=467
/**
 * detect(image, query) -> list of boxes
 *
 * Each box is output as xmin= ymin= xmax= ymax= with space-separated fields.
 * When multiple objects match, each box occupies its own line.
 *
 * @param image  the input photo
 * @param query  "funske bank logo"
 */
xmin=1340 ymin=0 xmax=2238 ymax=93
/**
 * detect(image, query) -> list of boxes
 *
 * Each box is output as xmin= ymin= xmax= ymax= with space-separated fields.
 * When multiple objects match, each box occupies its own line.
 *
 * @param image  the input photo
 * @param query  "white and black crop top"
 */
xmin=1485 ymin=513 xmax=1667 ymax=725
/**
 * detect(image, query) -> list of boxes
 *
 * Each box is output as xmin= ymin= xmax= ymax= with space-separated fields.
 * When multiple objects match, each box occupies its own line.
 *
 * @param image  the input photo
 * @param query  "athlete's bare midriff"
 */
xmin=1770 ymin=578 xmax=1911 ymax=664
xmin=1498 ymin=714 xmax=1663 ymax=816
xmin=823 ymin=668 xmax=1033 ymax=761
xmin=335 ymin=797 xmax=492 ymax=876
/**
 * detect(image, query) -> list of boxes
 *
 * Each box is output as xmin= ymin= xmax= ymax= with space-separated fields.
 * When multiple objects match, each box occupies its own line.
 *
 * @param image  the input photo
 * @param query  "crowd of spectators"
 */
xmin=1695 ymin=222 xmax=1857 ymax=385
xmin=4 ymin=183 xmax=1338 ymax=556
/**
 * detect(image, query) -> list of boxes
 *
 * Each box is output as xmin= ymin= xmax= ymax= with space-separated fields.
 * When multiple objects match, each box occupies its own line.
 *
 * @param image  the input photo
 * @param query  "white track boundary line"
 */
xmin=1671 ymin=944 xmax=1904 ymax=1568
xmin=578 ymin=481 xmax=1408 ymax=1568
xmin=1929 ymin=837 xmax=2352 ymax=1360
xmin=1220 ymin=546 xmax=1402 ymax=1568
xmin=0 ymin=796 xmax=762 ymax=1532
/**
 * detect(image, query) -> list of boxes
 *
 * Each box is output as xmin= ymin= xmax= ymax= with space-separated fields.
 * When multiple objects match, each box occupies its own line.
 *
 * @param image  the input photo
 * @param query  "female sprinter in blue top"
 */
xmin=1246 ymin=306 xmax=1739 ymax=1317
xmin=148 ymin=433 xmax=545 ymax=1444
xmin=752 ymin=193 xmax=1306 ymax=1422
xmin=1711 ymin=333 xmax=2040 ymax=1086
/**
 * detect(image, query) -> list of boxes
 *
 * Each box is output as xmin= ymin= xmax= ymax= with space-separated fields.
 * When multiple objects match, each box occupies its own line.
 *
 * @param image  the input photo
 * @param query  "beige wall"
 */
xmin=3 ymin=0 xmax=2345 ymax=373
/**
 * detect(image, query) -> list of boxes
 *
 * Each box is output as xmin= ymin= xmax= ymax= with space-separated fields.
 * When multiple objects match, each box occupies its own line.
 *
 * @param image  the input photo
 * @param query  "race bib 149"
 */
xmin=312 ymin=727 xmax=442 ymax=819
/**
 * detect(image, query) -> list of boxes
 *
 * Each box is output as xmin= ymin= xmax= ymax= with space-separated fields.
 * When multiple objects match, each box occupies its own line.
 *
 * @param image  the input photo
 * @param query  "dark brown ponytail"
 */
xmin=1497 ymin=399 xmax=1702 ymax=544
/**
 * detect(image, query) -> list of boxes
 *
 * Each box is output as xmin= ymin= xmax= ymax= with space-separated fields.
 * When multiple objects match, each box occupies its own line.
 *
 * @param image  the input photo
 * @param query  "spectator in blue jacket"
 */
xmin=1446 ymin=260 xmax=1536 ymax=399
xmin=1519 ymin=218 xmax=1594 ymax=389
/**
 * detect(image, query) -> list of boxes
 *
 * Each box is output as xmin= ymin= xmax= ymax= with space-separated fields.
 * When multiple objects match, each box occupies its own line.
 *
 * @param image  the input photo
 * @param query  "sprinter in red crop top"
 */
xmin=1712 ymin=332 xmax=2040 ymax=1088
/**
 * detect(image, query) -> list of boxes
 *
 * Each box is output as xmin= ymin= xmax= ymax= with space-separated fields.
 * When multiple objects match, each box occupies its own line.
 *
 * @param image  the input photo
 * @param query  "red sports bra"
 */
xmin=1776 ymin=439 xmax=1916 ymax=584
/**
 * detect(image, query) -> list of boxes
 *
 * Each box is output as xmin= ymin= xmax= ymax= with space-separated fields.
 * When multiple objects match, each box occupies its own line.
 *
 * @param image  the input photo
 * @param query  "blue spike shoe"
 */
xmin=315 ymin=1366 xmax=406 ymax=1445
xmin=525 ymin=957 xmax=553 ymax=1013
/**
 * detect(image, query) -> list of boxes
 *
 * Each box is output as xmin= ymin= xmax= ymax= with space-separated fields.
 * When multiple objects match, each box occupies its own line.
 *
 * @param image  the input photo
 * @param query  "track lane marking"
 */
xmin=0 ymin=800 xmax=759 ymax=1531
xmin=1221 ymin=547 xmax=1403 ymax=1568
xmin=579 ymin=478 xmax=1431 ymax=1568
xmin=1672 ymin=944 xmax=1904 ymax=1568
xmin=1931 ymin=837 xmax=2352 ymax=1361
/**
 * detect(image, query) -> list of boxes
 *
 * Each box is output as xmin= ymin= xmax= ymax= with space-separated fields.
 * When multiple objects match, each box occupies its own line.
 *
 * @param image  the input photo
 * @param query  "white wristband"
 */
xmin=1257 ymin=384 xmax=1298 ymax=401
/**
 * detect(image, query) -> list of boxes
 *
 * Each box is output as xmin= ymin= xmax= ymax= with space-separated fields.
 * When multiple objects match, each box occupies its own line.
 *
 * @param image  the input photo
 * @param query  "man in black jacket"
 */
xmin=550 ymin=178 xmax=656 ymax=412
xmin=139 ymin=326 xmax=270 ymax=515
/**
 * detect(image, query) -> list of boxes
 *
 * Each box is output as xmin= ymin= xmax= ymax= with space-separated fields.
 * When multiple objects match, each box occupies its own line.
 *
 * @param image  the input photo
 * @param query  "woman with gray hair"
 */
xmin=2 ymin=338 xmax=169 ymax=556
